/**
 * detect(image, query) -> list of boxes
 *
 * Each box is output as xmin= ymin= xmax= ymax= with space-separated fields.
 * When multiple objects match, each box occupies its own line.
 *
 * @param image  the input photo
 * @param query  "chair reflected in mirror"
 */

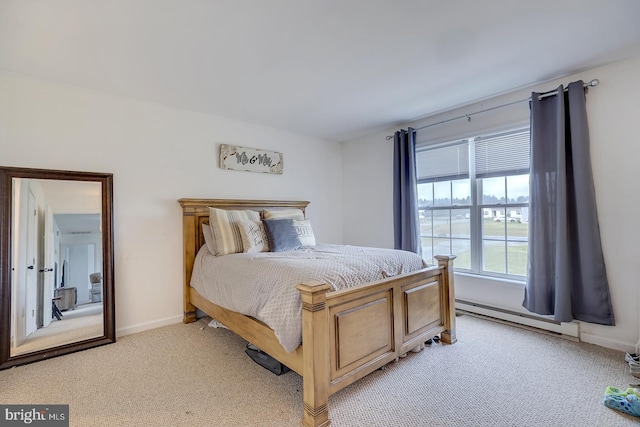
xmin=89 ymin=273 xmax=102 ymax=303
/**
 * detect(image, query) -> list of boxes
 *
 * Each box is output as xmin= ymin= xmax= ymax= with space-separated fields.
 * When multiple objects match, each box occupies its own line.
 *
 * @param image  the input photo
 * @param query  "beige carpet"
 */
xmin=1 ymin=314 xmax=638 ymax=426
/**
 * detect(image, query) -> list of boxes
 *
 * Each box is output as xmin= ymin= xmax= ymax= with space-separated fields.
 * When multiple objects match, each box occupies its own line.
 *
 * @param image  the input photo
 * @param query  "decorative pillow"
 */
xmin=263 ymin=219 xmax=303 ymax=252
xmin=209 ymin=207 xmax=260 ymax=255
xmin=237 ymin=220 xmax=270 ymax=253
xmin=293 ymin=219 xmax=316 ymax=246
xmin=263 ymin=208 xmax=305 ymax=220
xmin=202 ymin=223 xmax=217 ymax=255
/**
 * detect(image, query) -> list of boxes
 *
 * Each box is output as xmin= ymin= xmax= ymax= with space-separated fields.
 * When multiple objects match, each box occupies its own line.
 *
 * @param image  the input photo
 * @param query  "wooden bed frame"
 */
xmin=179 ymin=198 xmax=456 ymax=427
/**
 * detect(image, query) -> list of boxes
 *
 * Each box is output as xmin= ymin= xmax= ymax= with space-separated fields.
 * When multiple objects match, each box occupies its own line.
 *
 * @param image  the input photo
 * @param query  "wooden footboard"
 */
xmin=297 ymin=256 xmax=455 ymax=427
xmin=179 ymin=199 xmax=456 ymax=427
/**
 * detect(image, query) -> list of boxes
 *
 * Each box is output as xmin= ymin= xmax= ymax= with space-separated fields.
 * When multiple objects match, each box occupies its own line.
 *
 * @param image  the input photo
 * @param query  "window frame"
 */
xmin=416 ymin=127 xmax=530 ymax=281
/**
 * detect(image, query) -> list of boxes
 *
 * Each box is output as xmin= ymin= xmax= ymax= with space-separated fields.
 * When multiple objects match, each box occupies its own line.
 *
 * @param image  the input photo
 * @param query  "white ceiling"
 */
xmin=2 ymin=0 xmax=640 ymax=142
xmin=53 ymin=213 xmax=101 ymax=235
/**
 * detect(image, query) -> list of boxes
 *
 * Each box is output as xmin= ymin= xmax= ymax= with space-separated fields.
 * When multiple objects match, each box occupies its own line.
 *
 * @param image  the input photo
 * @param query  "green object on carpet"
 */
xmin=603 ymin=386 xmax=640 ymax=417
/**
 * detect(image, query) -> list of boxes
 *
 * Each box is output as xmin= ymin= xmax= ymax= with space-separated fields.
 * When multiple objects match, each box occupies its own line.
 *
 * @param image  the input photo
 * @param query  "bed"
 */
xmin=179 ymin=198 xmax=456 ymax=427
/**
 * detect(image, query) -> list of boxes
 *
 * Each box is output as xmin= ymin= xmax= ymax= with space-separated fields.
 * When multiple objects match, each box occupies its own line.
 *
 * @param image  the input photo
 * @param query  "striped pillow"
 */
xmin=208 ymin=207 xmax=260 ymax=255
xmin=263 ymin=208 xmax=305 ymax=220
xmin=202 ymin=223 xmax=217 ymax=255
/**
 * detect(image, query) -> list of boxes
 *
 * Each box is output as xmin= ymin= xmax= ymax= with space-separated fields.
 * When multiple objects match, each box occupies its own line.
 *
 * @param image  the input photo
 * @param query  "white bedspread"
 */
xmin=190 ymin=243 xmax=427 ymax=352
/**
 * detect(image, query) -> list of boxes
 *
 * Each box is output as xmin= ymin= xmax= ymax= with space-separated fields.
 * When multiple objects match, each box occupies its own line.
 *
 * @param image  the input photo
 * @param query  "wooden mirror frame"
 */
xmin=0 ymin=166 xmax=115 ymax=369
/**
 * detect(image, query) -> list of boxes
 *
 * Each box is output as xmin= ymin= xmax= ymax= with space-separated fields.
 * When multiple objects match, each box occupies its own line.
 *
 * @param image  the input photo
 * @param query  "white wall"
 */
xmin=0 ymin=71 xmax=344 ymax=336
xmin=67 ymin=244 xmax=90 ymax=304
xmin=342 ymin=54 xmax=640 ymax=352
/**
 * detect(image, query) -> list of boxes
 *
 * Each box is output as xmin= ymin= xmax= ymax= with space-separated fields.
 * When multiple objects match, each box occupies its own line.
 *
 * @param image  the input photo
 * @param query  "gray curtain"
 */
xmin=523 ymin=81 xmax=614 ymax=325
xmin=393 ymin=128 xmax=421 ymax=255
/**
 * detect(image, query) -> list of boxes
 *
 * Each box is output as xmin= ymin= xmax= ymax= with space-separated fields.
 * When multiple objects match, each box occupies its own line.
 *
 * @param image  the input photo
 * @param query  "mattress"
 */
xmin=190 ymin=243 xmax=426 ymax=352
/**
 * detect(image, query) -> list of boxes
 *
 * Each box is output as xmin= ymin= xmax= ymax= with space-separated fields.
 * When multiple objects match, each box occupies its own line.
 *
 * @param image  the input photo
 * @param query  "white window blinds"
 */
xmin=475 ymin=129 xmax=530 ymax=178
xmin=416 ymin=141 xmax=469 ymax=182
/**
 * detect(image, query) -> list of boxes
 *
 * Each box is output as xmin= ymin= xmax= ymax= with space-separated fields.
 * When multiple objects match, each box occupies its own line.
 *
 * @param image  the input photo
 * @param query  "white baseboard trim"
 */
xmin=456 ymin=300 xmax=579 ymax=338
xmin=116 ymin=314 xmax=183 ymax=338
xmin=580 ymin=332 xmax=637 ymax=354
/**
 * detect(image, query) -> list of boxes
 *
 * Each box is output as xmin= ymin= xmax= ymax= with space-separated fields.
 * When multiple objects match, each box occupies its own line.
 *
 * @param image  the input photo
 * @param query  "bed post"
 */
xmin=181 ymin=203 xmax=197 ymax=323
xmin=297 ymin=281 xmax=332 ymax=427
xmin=435 ymin=255 xmax=457 ymax=344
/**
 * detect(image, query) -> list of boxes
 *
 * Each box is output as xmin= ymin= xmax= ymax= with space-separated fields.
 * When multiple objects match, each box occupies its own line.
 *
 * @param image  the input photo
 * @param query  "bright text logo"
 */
xmin=1 ymin=405 xmax=68 ymax=426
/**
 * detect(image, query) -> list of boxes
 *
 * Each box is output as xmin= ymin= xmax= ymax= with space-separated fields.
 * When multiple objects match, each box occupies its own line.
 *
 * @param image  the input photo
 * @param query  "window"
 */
xmin=417 ymin=128 xmax=530 ymax=280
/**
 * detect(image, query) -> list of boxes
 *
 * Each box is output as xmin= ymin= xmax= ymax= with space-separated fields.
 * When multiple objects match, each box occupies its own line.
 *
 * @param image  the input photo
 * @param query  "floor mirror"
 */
xmin=0 ymin=166 xmax=115 ymax=369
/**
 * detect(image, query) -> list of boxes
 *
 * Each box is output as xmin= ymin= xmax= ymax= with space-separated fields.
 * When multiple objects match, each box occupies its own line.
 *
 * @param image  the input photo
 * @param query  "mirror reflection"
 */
xmin=10 ymin=178 xmax=104 ymax=356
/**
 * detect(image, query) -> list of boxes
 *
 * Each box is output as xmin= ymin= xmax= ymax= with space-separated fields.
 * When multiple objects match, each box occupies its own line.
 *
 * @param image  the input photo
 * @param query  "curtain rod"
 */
xmin=385 ymin=79 xmax=599 ymax=140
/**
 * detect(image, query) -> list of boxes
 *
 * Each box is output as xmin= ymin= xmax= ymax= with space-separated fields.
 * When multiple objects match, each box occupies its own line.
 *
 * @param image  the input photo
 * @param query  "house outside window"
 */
xmin=416 ymin=128 xmax=530 ymax=280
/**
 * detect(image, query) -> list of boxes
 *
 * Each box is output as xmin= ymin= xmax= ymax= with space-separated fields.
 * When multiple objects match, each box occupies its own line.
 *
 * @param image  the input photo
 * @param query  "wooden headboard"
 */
xmin=177 ymin=199 xmax=310 ymax=306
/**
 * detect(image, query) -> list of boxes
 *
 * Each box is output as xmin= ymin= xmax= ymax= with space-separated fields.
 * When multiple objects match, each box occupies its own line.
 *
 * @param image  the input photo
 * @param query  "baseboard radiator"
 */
xmin=455 ymin=299 xmax=580 ymax=339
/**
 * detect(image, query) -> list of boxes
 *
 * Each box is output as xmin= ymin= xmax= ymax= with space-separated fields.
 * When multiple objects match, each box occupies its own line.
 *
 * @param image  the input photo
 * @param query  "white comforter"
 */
xmin=190 ymin=243 xmax=426 ymax=352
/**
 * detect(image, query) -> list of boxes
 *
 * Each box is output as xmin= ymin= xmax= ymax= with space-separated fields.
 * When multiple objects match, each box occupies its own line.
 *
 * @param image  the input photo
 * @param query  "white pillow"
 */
xmin=202 ymin=223 xmax=217 ymax=255
xmin=238 ymin=220 xmax=270 ymax=253
xmin=293 ymin=219 xmax=316 ymax=246
xmin=263 ymin=208 xmax=305 ymax=220
xmin=209 ymin=207 xmax=260 ymax=255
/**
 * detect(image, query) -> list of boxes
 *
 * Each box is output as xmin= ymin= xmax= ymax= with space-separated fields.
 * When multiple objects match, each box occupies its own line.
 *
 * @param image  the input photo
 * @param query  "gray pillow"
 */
xmin=263 ymin=219 xmax=303 ymax=252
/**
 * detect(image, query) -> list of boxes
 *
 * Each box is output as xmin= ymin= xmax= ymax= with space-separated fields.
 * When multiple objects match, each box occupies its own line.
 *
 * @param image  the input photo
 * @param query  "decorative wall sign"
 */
xmin=219 ymin=144 xmax=283 ymax=175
